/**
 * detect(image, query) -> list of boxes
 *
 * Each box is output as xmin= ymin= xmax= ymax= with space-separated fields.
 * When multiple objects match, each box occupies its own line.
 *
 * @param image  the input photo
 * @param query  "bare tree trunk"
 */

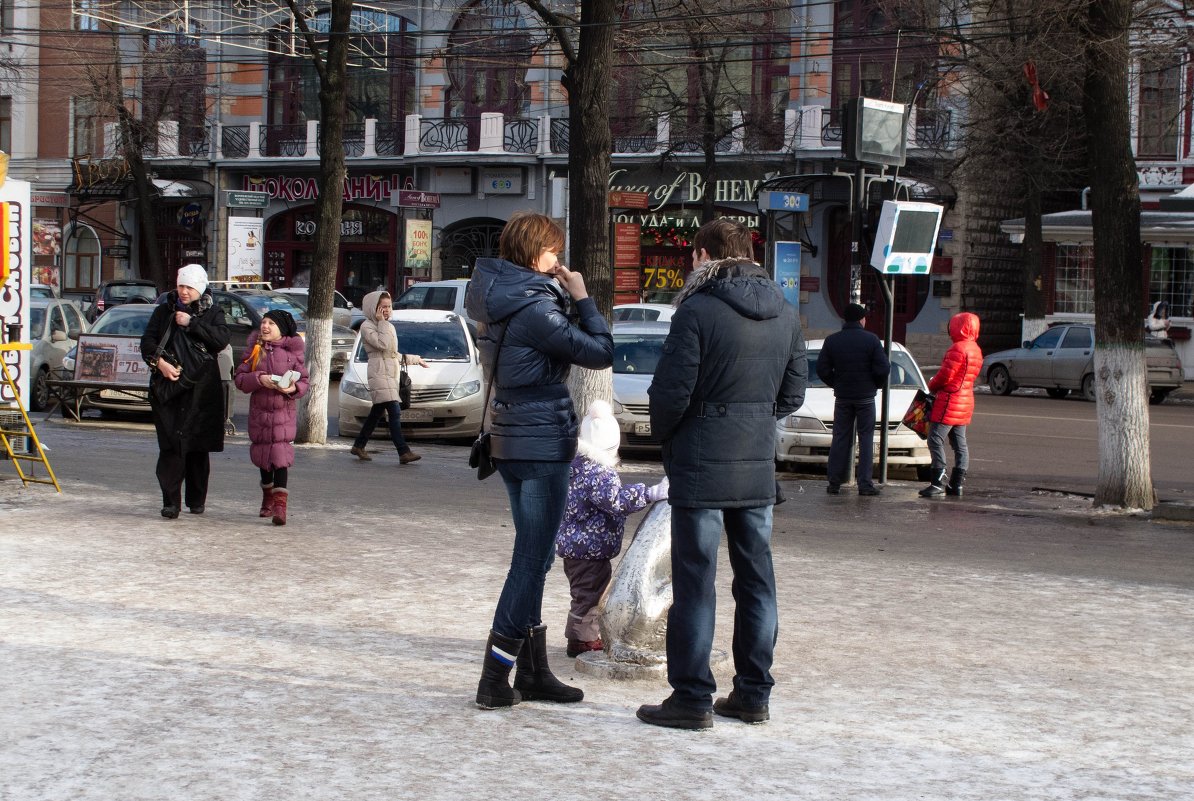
xmin=567 ymin=0 xmax=614 ymax=320
xmin=1021 ymin=183 xmax=1046 ymax=321
xmin=1083 ymin=0 xmax=1153 ymax=509
xmin=293 ymin=0 xmax=353 ymax=444
xmin=108 ymin=39 xmax=166 ymax=290
xmin=562 ymin=0 xmax=616 ymax=414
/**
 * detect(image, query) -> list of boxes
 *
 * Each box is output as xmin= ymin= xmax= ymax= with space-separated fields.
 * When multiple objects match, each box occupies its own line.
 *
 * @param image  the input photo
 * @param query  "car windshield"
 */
xmin=92 ymin=308 xmax=153 ymax=336
xmin=107 ymin=284 xmax=157 ymax=302
xmin=240 ymin=294 xmax=306 ymax=319
xmin=28 ymin=308 xmax=46 ymax=339
xmin=613 ymin=332 xmax=667 ymax=375
xmin=31 ymin=287 xmax=54 ymax=298
xmin=805 ymin=350 xmax=924 ymax=389
xmin=354 ymin=320 xmax=470 ymax=362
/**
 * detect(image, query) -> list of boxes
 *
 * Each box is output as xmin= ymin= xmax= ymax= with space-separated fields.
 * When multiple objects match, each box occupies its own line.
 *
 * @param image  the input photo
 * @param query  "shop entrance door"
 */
xmin=343 ymin=251 xmax=389 ymax=309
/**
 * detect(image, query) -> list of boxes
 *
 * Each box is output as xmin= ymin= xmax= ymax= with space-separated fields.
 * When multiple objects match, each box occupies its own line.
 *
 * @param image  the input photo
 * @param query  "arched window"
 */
xmin=63 ymin=223 xmax=101 ymax=292
xmin=439 ymin=218 xmax=505 ymax=280
xmin=611 ymin=1 xmax=790 ymax=150
xmin=446 ymin=0 xmax=536 ymax=148
xmin=267 ymin=8 xmax=417 ymax=128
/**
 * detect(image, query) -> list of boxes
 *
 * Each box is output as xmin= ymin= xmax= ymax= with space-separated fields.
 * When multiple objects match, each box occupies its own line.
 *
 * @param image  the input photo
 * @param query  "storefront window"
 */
xmin=1053 ymin=244 xmax=1095 ymax=315
xmin=1149 ymin=246 xmax=1194 ymax=317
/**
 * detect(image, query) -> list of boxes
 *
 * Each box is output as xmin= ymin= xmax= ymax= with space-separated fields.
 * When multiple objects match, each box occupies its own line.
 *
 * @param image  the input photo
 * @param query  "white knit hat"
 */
xmin=579 ymin=399 xmax=620 ymax=456
xmin=177 ymin=263 xmax=208 ymax=295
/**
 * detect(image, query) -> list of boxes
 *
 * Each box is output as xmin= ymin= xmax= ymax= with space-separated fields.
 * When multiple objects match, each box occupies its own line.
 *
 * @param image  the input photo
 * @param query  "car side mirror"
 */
xmin=1023 ymin=340 xmax=1032 ymax=348
xmin=52 ymin=330 xmax=68 ymax=343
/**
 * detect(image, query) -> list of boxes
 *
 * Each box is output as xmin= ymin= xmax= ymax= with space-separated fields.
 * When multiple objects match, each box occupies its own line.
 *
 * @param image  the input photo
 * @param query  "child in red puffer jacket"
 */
xmin=920 ymin=312 xmax=982 ymax=498
xmin=233 ymin=309 xmax=308 ymax=524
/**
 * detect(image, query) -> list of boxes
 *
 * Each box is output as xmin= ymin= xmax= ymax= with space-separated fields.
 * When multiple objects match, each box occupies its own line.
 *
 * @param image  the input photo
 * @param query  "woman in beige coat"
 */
xmin=349 ymin=290 xmax=428 ymax=464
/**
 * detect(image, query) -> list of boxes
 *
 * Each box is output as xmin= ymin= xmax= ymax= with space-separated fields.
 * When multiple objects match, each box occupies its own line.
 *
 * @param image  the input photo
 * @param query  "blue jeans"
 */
xmin=928 ymin=423 xmax=969 ymax=471
xmin=490 ymin=460 xmax=572 ymax=640
xmin=827 ymin=398 xmax=876 ymax=488
xmin=353 ymin=401 xmax=410 ymax=454
xmin=667 ymin=505 xmax=778 ymax=711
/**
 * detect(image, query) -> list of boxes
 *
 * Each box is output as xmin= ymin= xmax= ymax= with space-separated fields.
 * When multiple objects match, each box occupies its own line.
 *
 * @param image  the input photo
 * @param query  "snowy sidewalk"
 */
xmin=2 ymin=471 xmax=1193 ymax=800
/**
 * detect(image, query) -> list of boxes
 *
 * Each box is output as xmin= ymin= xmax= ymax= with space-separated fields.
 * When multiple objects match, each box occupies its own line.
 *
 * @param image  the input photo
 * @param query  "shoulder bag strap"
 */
xmin=151 ymin=314 xmax=175 ymax=369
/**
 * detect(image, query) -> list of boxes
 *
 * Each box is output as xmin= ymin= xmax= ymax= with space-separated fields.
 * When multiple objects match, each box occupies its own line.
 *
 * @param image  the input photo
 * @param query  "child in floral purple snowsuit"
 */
xmin=556 ymin=400 xmax=668 ymax=657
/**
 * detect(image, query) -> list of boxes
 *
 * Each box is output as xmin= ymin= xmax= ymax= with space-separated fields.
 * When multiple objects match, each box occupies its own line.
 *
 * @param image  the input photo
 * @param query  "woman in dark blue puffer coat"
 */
xmin=464 ymin=211 xmax=613 ymax=710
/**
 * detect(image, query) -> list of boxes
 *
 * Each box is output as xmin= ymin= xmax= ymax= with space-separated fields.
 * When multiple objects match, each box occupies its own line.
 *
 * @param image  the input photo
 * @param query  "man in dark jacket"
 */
xmin=638 ymin=218 xmax=806 ymax=730
xmin=817 ymin=303 xmax=890 ymax=496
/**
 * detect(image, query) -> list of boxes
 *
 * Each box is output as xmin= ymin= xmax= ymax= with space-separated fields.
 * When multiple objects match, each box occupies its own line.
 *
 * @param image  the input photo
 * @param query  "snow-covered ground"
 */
xmin=2 ymin=465 xmax=1192 ymax=800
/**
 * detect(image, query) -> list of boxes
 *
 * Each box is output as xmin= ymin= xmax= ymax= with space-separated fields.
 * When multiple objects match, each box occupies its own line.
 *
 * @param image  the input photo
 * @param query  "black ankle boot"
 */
xmin=919 ymin=468 xmax=947 ymax=497
xmin=513 ymin=624 xmax=584 ymax=703
xmin=476 ymin=630 xmax=524 ymax=709
xmin=945 ymin=468 xmax=967 ymax=496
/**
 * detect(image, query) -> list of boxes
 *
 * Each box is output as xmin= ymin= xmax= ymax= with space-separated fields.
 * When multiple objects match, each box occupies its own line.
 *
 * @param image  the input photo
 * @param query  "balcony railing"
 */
xmin=419 ymin=118 xmax=469 ymax=152
xmin=142 ymin=106 xmax=957 ymax=163
xmin=503 ymin=118 xmax=539 ymax=154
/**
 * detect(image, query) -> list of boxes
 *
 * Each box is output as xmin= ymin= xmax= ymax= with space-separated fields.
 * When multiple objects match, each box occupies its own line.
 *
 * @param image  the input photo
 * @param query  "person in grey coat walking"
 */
xmin=817 ymin=303 xmax=890 ymax=496
xmin=638 ymin=218 xmax=807 ymax=730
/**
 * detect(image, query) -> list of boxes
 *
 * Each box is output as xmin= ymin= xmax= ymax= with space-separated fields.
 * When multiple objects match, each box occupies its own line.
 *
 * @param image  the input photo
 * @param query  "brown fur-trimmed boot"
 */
xmin=271 ymin=488 xmax=288 ymax=526
xmin=259 ymin=483 xmax=274 ymax=517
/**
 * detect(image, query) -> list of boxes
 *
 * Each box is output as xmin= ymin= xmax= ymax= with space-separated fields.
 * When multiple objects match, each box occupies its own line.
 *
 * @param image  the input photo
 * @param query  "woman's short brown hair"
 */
xmin=499 ymin=211 xmax=566 ymax=269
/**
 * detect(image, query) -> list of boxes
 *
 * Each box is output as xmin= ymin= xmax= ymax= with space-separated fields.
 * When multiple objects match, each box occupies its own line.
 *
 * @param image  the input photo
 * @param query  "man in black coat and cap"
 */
xmin=817 ymin=303 xmax=890 ymax=496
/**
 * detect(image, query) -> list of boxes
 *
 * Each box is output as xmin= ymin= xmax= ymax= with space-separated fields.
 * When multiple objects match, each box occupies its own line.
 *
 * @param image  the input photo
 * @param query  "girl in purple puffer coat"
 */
xmin=555 ymin=400 xmax=668 ymax=657
xmin=233 ymin=309 xmax=309 ymax=525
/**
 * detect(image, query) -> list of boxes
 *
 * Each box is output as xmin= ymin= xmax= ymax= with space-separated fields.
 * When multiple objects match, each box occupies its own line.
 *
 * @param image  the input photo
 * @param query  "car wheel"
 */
xmin=1082 ymin=374 xmax=1096 ymax=402
xmin=1150 ymin=388 xmax=1172 ymax=405
xmin=31 ymin=367 xmax=51 ymax=412
xmin=988 ymin=365 xmax=1014 ymax=396
xmin=1045 ymin=388 xmax=1070 ymax=399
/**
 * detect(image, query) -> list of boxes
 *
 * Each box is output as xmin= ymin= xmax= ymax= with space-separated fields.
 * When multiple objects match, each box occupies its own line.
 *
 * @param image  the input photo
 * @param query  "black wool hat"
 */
xmin=844 ymin=303 xmax=867 ymax=323
xmin=263 ymin=309 xmax=298 ymax=338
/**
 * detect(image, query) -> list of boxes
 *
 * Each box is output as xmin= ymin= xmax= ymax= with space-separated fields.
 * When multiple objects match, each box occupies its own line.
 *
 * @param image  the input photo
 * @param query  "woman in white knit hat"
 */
xmin=139 ymin=264 xmax=230 ymax=518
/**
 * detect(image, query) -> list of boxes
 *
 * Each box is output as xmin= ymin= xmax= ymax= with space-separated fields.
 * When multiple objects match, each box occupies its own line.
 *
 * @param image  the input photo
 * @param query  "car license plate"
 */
xmin=402 ymin=408 xmax=432 ymax=422
xmin=634 ymin=421 xmax=651 ymax=435
xmin=100 ymin=389 xmax=147 ymax=401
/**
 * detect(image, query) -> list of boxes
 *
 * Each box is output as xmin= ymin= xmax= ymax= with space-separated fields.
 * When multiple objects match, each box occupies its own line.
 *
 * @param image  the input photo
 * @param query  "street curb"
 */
xmin=1150 ymin=502 xmax=1194 ymax=522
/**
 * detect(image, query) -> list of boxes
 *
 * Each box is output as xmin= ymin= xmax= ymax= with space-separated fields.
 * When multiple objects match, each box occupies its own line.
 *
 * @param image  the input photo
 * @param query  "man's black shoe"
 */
xmin=826 ymin=484 xmax=841 ymax=495
xmin=857 ymin=486 xmax=881 ymax=497
xmin=636 ymin=696 xmax=712 ymax=730
xmin=713 ymin=691 xmax=770 ymax=723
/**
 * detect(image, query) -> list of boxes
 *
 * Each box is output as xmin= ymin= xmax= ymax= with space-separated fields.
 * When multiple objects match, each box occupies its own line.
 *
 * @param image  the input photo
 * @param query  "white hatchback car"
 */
xmin=775 ymin=340 xmax=932 ymax=476
xmin=337 ymin=309 xmax=483 ymax=440
xmin=612 ymin=303 xmax=675 ymax=323
xmin=610 ymin=321 xmax=672 ymax=451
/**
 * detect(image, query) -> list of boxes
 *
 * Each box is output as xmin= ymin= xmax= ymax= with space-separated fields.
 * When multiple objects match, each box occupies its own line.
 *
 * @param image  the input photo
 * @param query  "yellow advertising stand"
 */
xmin=0 ymin=343 xmax=60 ymax=491
xmin=0 ymin=151 xmax=60 ymax=491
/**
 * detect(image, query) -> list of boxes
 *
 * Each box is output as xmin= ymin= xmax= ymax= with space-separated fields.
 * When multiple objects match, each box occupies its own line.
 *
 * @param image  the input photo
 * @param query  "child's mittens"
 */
xmin=646 ymin=477 xmax=669 ymax=504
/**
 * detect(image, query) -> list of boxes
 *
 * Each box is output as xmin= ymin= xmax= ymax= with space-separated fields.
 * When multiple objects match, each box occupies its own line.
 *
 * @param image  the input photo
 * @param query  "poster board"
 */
xmin=0 ymin=177 xmax=32 ymax=403
xmin=74 ymin=334 xmax=150 ymax=387
xmin=227 ymin=217 xmax=264 ymax=282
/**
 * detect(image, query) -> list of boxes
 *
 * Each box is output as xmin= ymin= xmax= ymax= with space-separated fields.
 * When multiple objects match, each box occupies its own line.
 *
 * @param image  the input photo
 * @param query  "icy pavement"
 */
xmin=2 ymin=474 xmax=1193 ymax=801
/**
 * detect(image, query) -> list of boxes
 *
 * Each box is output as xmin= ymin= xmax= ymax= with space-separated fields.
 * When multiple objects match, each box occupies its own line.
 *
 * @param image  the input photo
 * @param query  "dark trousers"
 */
xmin=259 ymin=466 xmax=289 ymax=489
xmin=156 ymin=450 xmax=210 ymax=509
xmin=667 ymin=504 xmax=778 ymax=711
xmin=827 ymin=398 xmax=876 ymax=489
xmin=562 ymin=557 xmax=613 ymax=641
xmin=353 ymin=400 xmax=411 ymax=454
xmin=490 ymin=460 xmax=571 ymax=640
